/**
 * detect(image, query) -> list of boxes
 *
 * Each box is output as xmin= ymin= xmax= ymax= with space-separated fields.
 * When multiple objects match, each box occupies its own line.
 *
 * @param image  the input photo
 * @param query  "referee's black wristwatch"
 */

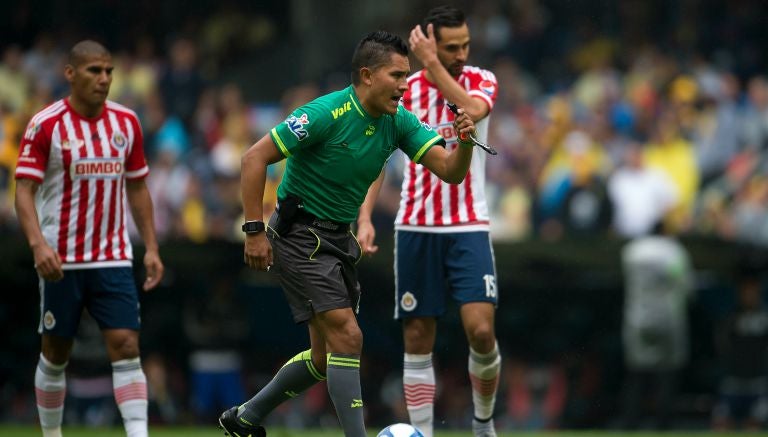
xmin=241 ymin=220 xmax=265 ymax=234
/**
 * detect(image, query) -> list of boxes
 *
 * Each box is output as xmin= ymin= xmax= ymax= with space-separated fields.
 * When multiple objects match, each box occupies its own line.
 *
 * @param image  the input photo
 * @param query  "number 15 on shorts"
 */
xmin=483 ymin=274 xmax=497 ymax=298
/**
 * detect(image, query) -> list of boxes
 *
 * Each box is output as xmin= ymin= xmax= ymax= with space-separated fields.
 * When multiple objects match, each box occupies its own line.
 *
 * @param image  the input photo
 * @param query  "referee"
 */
xmin=218 ymin=30 xmax=477 ymax=437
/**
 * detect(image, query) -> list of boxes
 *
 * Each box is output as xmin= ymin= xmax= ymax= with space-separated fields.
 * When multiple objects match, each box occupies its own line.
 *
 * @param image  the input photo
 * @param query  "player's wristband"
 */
xmin=458 ymin=134 xmax=473 ymax=148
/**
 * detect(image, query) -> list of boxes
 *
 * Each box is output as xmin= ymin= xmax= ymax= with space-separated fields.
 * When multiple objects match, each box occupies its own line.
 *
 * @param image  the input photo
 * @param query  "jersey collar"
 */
xmin=64 ymin=97 xmax=107 ymax=121
xmin=348 ymin=86 xmax=371 ymax=120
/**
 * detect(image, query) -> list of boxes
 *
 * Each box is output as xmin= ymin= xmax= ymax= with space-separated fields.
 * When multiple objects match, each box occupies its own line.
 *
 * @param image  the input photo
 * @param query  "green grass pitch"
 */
xmin=2 ymin=426 xmax=768 ymax=437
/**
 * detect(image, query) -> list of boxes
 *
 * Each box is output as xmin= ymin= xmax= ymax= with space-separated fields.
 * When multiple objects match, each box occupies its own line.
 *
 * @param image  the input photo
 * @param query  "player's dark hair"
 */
xmin=351 ymin=30 xmax=408 ymax=85
xmin=69 ymin=40 xmax=111 ymax=66
xmin=422 ymin=5 xmax=466 ymax=42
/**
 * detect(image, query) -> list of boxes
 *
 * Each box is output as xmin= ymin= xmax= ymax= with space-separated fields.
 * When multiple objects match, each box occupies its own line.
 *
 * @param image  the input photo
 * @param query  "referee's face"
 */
xmin=68 ymin=54 xmax=113 ymax=111
xmin=366 ymin=52 xmax=410 ymax=117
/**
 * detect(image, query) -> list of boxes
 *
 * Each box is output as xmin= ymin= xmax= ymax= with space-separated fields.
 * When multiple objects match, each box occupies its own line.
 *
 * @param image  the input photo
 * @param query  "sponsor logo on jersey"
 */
xmin=43 ymin=310 xmax=56 ymax=330
xmin=62 ymin=139 xmax=84 ymax=151
xmin=71 ymin=158 xmax=124 ymax=179
xmin=420 ymin=121 xmax=434 ymax=131
xmin=436 ymin=122 xmax=458 ymax=144
xmin=17 ymin=143 xmax=36 ymax=162
xmin=24 ymin=122 xmax=40 ymax=140
xmin=332 ymin=101 xmax=352 ymax=119
xmin=365 ymin=124 xmax=375 ymax=136
xmin=480 ymin=80 xmax=496 ymax=96
xmin=111 ymin=131 xmax=127 ymax=150
xmin=400 ymin=291 xmax=417 ymax=311
xmin=285 ymin=113 xmax=309 ymax=141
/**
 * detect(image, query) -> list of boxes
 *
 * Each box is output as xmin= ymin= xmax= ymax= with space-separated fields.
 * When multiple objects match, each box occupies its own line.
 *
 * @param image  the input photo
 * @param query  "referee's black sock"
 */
xmin=238 ymin=349 xmax=325 ymax=425
xmin=327 ymin=353 xmax=366 ymax=436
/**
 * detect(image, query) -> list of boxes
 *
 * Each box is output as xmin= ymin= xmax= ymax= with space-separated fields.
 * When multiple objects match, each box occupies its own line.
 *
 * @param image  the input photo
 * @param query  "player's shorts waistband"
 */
xmin=294 ymin=210 xmax=350 ymax=233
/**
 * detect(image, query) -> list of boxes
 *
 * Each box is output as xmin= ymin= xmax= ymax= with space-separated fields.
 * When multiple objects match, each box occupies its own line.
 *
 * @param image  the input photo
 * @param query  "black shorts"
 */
xmin=268 ymin=212 xmax=363 ymax=323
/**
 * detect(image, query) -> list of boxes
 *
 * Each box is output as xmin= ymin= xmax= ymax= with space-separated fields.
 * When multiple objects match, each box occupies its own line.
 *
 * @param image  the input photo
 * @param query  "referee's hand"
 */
xmin=244 ymin=232 xmax=273 ymax=271
xmin=356 ymin=220 xmax=378 ymax=256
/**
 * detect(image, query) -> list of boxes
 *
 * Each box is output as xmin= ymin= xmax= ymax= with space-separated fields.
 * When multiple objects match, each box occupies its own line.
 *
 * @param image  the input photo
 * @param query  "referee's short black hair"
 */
xmin=422 ymin=5 xmax=466 ymax=42
xmin=351 ymin=30 xmax=408 ymax=85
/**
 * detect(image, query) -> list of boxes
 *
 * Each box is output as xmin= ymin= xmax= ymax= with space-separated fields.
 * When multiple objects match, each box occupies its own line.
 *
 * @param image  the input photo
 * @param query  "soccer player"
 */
xmin=218 ymin=30 xmax=477 ymax=437
xmin=358 ymin=6 xmax=501 ymax=437
xmin=14 ymin=40 xmax=164 ymax=437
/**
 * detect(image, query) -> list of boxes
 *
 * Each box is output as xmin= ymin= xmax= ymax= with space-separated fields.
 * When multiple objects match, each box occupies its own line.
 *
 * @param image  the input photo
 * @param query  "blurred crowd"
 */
xmin=0 ymin=1 xmax=767 ymax=247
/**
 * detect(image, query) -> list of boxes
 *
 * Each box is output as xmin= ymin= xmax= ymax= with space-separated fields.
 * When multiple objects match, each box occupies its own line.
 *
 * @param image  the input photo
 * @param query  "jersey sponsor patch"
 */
xmin=400 ymin=291 xmax=417 ymax=312
xmin=285 ymin=113 xmax=310 ymax=140
xmin=71 ymin=158 xmax=124 ymax=179
xmin=480 ymin=80 xmax=496 ymax=96
xmin=435 ymin=121 xmax=458 ymax=144
xmin=62 ymin=139 xmax=84 ymax=151
xmin=420 ymin=121 xmax=433 ymax=131
xmin=332 ymin=101 xmax=352 ymax=119
xmin=24 ymin=122 xmax=40 ymax=140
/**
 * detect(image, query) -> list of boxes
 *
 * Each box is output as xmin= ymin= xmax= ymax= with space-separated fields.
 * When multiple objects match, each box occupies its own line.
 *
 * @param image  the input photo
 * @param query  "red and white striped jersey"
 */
xmin=395 ymin=66 xmax=498 ymax=232
xmin=15 ymin=98 xmax=149 ymax=269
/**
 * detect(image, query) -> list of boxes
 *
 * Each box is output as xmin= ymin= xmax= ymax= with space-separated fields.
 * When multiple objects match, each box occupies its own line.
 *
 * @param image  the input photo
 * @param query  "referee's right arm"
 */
xmin=241 ymin=133 xmax=285 ymax=270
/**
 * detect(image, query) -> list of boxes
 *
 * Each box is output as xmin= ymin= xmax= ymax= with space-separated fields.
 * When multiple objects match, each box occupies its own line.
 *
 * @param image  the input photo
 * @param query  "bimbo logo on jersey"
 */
xmin=71 ymin=158 xmax=124 ymax=180
xmin=435 ymin=121 xmax=458 ymax=144
xmin=286 ymin=113 xmax=309 ymax=140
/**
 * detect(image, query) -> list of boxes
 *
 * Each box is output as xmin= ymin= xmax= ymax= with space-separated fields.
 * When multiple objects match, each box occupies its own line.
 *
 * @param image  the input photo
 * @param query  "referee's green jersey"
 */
xmin=270 ymin=85 xmax=444 ymax=223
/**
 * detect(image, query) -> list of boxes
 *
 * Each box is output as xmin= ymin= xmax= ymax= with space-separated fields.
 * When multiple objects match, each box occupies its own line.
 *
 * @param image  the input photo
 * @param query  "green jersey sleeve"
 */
xmin=270 ymin=101 xmax=332 ymax=157
xmin=395 ymin=106 xmax=445 ymax=163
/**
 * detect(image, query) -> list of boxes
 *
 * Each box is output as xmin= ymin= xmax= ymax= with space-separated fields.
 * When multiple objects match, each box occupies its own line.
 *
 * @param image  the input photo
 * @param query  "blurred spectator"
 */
xmin=644 ymin=108 xmax=700 ymax=233
xmin=538 ymin=130 xmax=612 ymax=239
xmin=607 ymin=143 xmax=678 ymax=238
xmin=618 ymin=230 xmax=693 ymax=429
xmin=711 ymin=259 xmax=768 ymax=431
xmin=158 ymin=37 xmax=205 ymax=131
xmin=691 ymin=72 xmax=741 ymax=185
xmin=210 ymin=83 xmax=253 ymax=178
xmin=740 ymin=76 xmax=768 ymax=153
xmin=109 ymin=38 xmax=159 ymax=112
xmin=0 ymin=105 xmax=22 ymax=227
xmin=21 ymin=33 xmax=66 ymax=98
xmin=0 ymin=45 xmax=31 ymax=112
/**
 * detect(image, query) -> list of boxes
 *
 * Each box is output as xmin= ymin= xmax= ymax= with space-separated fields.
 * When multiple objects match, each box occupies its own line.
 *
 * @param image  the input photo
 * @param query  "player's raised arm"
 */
xmin=409 ymin=23 xmax=489 ymax=122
